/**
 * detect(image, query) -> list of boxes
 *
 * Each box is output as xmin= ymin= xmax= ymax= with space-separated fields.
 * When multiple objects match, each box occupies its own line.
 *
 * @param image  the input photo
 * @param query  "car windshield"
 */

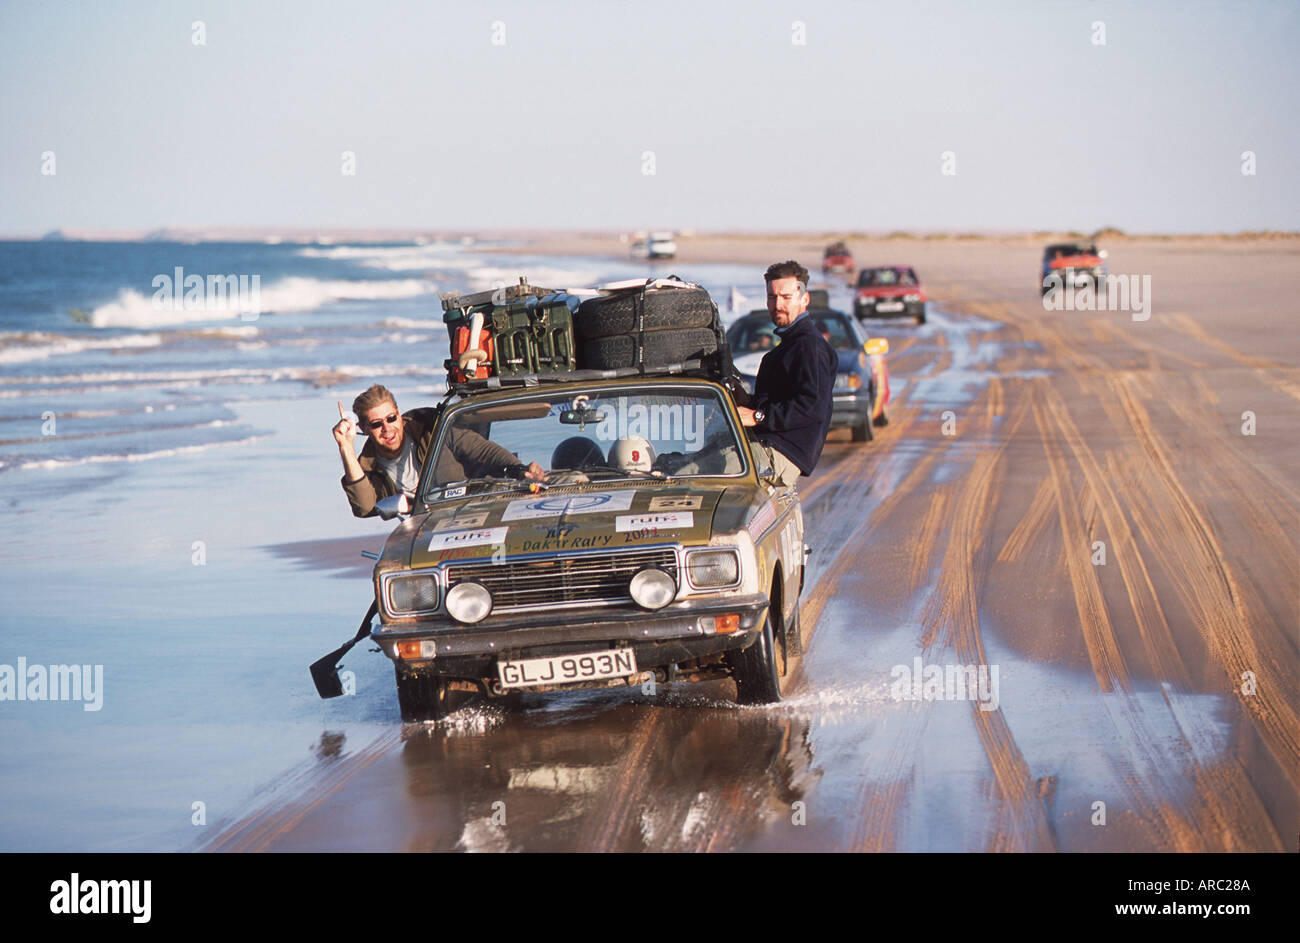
xmin=858 ymin=267 xmax=916 ymax=287
xmin=1048 ymin=244 xmax=1096 ymax=259
xmin=810 ymin=315 xmax=857 ymax=351
xmin=728 ymin=320 xmax=779 ymax=352
xmin=423 ymin=384 xmax=747 ymax=498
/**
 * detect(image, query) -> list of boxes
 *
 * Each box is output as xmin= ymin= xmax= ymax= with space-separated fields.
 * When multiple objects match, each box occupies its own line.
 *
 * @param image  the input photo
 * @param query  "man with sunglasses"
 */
xmin=334 ymin=384 xmax=543 ymax=518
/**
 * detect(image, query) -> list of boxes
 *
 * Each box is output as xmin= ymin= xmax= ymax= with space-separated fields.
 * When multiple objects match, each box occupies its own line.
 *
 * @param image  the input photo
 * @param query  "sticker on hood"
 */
xmin=433 ymin=511 xmax=489 ymax=531
xmin=501 ymin=489 xmax=637 ymax=521
xmin=648 ymin=494 xmax=703 ymax=511
xmin=615 ymin=511 xmax=693 ymax=532
xmin=427 ymin=526 xmax=507 ymax=551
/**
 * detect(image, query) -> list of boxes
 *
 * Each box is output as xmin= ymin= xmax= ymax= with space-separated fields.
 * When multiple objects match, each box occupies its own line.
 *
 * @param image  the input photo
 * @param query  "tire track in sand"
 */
xmin=913 ymin=393 xmax=1061 ymax=851
xmin=1109 ymin=375 xmax=1299 ymax=790
xmin=1037 ymin=383 xmax=1284 ymax=850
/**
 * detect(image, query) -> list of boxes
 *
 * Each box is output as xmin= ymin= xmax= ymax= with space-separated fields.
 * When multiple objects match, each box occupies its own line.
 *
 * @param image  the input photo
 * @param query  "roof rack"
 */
xmin=446 ymin=360 xmax=716 ymax=396
xmin=440 ymin=276 xmax=559 ymax=313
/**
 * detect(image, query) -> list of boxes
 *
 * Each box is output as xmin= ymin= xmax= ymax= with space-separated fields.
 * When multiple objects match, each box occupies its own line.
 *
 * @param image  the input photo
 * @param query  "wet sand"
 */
xmin=214 ymin=236 xmax=1298 ymax=852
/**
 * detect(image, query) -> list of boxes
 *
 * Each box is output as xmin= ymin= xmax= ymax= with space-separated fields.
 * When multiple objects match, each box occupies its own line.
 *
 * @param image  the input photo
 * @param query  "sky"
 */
xmin=1 ymin=0 xmax=1297 ymax=235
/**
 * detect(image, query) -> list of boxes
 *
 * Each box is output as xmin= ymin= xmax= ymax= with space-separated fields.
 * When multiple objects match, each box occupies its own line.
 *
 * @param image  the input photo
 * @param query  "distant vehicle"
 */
xmin=1040 ymin=242 xmax=1107 ymax=295
xmin=822 ymin=242 xmax=855 ymax=281
xmin=726 ymin=304 xmax=889 ymax=442
xmin=647 ymin=231 xmax=677 ymax=259
xmin=854 ymin=266 xmax=927 ymax=324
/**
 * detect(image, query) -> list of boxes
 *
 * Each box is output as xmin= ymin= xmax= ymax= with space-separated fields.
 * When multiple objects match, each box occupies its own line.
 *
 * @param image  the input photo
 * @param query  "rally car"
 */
xmin=1040 ymin=242 xmax=1107 ymax=295
xmin=366 ymin=363 xmax=809 ymax=722
xmin=822 ymin=242 xmax=856 ymax=281
xmin=854 ymin=266 xmax=927 ymax=324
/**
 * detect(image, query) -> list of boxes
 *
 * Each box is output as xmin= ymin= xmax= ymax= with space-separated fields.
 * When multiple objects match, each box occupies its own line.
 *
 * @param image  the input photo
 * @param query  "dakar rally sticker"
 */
xmin=615 ymin=511 xmax=693 ymax=532
xmin=500 ymin=489 xmax=637 ymax=522
xmin=427 ymin=526 xmax=507 ymax=551
xmin=433 ymin=511 xmax=489 ymax=531
xmin=648 ymin=494 xmax=703 ymax=511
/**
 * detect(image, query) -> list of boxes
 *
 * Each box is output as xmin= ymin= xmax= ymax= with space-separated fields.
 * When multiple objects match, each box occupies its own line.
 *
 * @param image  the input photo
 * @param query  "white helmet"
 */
xmin=609 ymin=436 xmax=655 ymax=473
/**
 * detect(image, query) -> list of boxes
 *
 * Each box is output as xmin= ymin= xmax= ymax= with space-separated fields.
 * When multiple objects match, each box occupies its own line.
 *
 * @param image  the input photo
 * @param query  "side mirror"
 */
xmin=375 ymin=493 xmax=411 ymax=521
xmin=864 ymin=337 xmax=889 ymax=356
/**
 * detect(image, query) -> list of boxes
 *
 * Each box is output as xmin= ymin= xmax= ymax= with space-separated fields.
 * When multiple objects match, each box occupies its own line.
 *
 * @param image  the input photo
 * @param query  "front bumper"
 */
xmin=855 ymin=298 xmax=925 ymax=319
xmin=373 ymin=592 xmax=770 ymax=678
xmin=1043 ymin=268 xmax=1102 ymax=291
xmin=830 ymin=388 xmax=873 ymax=427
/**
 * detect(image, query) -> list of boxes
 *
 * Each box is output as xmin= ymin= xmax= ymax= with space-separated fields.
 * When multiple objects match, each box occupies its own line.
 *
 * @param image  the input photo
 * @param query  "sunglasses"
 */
xmin=365 ymin=413 xmax=399 ymax=431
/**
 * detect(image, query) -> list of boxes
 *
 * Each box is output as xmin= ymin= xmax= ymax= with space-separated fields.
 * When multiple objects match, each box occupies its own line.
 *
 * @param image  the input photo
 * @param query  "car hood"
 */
xmin=835 ymin=349 xmax=863 ymax=373
xmin=402 ymin=484 xmax=727 ymax=567
xmin=733 ymin=348 xmax=858 ymax=379
xmin=731 ymin=350 xmax=766 ymax=378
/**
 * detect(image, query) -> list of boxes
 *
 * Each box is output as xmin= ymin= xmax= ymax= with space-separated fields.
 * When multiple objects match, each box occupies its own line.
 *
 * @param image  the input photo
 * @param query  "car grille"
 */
xmin=445 ymin=547 xmax=679 ymax=611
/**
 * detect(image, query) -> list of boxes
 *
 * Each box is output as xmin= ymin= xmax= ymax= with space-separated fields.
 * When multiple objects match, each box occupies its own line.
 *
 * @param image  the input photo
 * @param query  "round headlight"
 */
xmin=629 ymin=567 xmax=676 ymax=610
xmin=445 ymin=581 xmax=492 ymax=624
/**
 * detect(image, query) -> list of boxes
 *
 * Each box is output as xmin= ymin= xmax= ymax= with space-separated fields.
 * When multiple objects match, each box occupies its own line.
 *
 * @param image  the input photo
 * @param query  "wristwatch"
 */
xmin=753 ymin=409 xmax=766 ymax=424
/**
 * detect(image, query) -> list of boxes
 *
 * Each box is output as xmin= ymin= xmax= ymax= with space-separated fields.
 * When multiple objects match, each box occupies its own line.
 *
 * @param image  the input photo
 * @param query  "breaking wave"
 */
xmin=87 ymin=277 xmax=438 ymax=328
xmin=0 ymin=331 xmax=164 ymax=365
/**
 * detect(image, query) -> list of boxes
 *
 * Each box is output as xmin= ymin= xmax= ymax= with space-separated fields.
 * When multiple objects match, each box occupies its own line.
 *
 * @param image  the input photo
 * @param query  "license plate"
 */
xmin=876 ymin=301 xmax=904 ymax=313
xmin=497 ymin=648 xmax=638 ymax=689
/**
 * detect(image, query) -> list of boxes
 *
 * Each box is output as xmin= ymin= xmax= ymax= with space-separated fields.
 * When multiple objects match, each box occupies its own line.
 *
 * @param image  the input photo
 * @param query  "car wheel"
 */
xmin=729 ymin=589 xmax=785 ymax=705
xmin=917 ymin=306 xmax=927 ymax=325
xmin=873 ymin=408 xmax=889 ymax=428
xmin=785 ymin=598 xmax=806 ymax=657
xmin=395 ymin=667 xmax=456 ymax=723
xmin=851 ymin=410 xmax=872 ymax=442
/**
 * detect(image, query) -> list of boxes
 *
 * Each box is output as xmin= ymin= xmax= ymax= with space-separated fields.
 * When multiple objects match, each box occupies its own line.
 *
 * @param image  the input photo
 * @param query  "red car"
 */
xmin=854 ymin=266 xmax=927 ymax=324
xmin=822 ymin=242 xmax=855 ymax=281
xmin=1040 ymin=242 xmax=1107 ymax=295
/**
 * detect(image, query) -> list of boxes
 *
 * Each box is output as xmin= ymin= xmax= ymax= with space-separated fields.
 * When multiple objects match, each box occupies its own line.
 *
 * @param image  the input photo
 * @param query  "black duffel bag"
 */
xmin=576 ymin=279 xmax=730 ymax=377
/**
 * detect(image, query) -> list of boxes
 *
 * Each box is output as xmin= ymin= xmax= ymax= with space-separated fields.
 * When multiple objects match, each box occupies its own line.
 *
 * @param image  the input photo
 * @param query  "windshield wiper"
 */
xmin=570 ymin=464 xmax=668 ymax=481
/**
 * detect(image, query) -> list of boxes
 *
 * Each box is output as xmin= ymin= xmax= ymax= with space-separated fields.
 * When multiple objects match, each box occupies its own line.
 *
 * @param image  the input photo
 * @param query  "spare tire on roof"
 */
xmin=575 ymin=285 xmax=715 ymax=339
xmin=581 ymin=329 xmax=719 ymax=370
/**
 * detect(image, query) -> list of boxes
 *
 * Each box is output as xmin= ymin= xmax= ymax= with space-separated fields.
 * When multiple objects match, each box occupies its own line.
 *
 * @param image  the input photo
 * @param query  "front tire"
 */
xmin=851 ymin=410 xmax=872 ymax=442
xmin=729 ymin=593 xmax=785 ymax=705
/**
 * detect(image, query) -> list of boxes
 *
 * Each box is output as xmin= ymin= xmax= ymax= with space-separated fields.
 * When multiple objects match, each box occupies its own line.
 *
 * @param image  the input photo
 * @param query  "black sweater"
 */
xmin=750 ymin=313 xmax=838 ymax=475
